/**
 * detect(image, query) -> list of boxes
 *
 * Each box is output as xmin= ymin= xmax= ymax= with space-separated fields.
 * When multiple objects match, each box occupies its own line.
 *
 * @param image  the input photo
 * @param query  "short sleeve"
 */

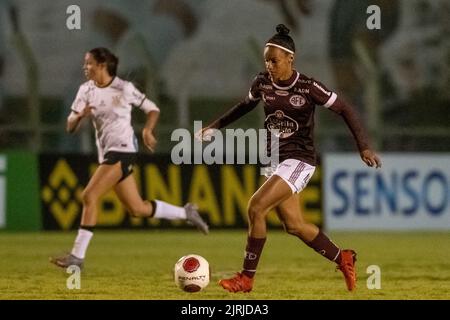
xmin=123 ymin=82 xmax=147 ymax=107
xmin=310 ymin=79 xmax=337 ymax=108
xmin=124 ymin=81 xmax=159 ymax=113
xmin=70 ymin=84 xmax=89 ymax=113
xmin=248 ymin=76 xmax=262 ymax=101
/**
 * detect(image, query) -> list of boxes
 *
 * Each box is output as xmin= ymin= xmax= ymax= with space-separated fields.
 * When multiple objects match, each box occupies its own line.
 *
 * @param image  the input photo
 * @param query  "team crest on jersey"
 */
xmin=112 ymin=95 xmax=121 ymax=106
xmin=289 ymin=95 xmax=306 ymax=107
xmin=275 ymin=90 xmax=289 ymax=96
xmin=265 ymin=110 xmax=299 ymax=138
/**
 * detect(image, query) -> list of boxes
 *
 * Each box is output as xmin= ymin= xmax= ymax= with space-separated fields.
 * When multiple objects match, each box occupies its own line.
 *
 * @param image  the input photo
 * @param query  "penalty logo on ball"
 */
xmin=174 ymin=254 xmax=210 ymax=292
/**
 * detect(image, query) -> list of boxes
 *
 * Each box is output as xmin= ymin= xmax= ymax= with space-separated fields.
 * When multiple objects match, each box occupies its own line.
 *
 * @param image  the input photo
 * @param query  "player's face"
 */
xmin=264 ymin=46 xmax=293 ymax=82
xmin=83 ymin=53 xmax=105 ymax=81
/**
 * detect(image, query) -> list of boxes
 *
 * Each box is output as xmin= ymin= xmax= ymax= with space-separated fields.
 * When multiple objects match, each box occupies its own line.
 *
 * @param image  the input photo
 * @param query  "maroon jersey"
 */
xmin=248 ymin=71 xmax=337 ymax=166
xmin=210 ymin=70 xmax=369 ymax=167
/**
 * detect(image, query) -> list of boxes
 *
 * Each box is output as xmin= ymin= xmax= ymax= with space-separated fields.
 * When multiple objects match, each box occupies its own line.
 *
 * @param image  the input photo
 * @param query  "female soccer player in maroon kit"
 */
xmin=198 ymin=24 xmax=381 ymax=292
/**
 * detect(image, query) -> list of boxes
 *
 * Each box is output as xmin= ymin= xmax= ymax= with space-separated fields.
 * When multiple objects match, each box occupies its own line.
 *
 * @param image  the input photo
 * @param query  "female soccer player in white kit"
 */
xmin=50 ymin=47 xmax=209 ymax=269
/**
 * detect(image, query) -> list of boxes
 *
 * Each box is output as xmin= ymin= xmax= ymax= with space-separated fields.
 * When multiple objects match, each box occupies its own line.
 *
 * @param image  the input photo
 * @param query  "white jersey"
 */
xmin=69 ymin=77 xmax=159 ymax=163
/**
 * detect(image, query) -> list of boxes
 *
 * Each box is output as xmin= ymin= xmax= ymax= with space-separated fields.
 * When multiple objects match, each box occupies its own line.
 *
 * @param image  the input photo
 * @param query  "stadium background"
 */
xmin=0 ymin=0 xmax=449 ymax=300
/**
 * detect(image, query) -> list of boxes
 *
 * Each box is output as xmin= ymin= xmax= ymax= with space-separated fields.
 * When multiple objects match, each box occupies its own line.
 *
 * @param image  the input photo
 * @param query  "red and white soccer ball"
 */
xmin=174 ymin=254 xmax=210 ymax=292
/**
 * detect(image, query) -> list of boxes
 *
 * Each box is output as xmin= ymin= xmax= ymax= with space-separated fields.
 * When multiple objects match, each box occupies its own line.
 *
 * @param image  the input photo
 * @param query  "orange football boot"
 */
xmin=219 ymin=272 xmax=254 ymax=293
xmin=337 ymin=249 xmax=357 ymax=291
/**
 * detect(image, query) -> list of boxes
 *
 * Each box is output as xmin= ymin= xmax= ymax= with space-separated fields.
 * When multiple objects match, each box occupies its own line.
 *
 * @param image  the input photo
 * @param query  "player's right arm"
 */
xmin=66 ymin=84 xmax=93 ymax=134
xmin=196 ymin=76 xmax=261 ymax=141
xmin=66 ymin=105 xmax=93 ymax=133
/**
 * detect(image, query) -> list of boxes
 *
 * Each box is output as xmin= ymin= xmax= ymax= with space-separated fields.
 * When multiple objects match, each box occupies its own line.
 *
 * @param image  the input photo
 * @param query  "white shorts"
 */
xmin=262 ymin=159 xmax=316 ymax=194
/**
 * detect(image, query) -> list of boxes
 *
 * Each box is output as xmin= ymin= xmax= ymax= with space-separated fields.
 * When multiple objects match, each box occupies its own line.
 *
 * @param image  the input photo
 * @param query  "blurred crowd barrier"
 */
xmin=0 ymin=0 xmax=449 ymax=154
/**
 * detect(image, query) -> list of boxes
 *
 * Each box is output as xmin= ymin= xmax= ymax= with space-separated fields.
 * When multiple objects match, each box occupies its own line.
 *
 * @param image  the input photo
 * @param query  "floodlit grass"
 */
xmin=0 ymin=230 xmax=449 ymax=300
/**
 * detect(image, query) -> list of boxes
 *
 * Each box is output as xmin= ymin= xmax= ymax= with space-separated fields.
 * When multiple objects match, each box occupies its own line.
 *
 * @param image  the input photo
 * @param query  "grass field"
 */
xmin=0 ymin=230 xmax=449 ymax=300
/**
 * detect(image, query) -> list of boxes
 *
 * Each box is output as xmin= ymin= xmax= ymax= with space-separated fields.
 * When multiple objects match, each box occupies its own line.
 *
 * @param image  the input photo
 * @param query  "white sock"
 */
xmin=153 ymin=200 xmax=187 ymax=220
xmin=71 ymin=228 xmax=93 ymax=259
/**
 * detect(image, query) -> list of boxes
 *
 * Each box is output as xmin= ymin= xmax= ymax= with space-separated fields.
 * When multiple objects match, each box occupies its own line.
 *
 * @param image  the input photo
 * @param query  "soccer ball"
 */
xmin=174 ymin=254 xmax=210 ymax=292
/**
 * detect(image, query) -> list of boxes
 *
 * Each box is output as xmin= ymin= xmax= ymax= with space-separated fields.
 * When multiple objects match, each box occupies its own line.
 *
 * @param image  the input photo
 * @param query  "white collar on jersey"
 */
xmin=271 ymin=71 xmax=299 ymax=90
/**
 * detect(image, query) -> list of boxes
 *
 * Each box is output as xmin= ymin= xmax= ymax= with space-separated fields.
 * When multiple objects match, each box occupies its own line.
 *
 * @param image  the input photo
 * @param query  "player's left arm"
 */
xmin=310 ymin=79 xmax=381 ymax=168
xmin=329 ymin=97 xmax=382 ymax=168
xmin=142 ymin=108 xmax=160 ymax=153
xmin=67 ymin=105 xmax=94 ymax=133
xmin=126 ymin=82 xmax=161 ymax=152
xmin=140 ymin=99 xmax=160 ymax=153
xmin=67 ymin=84 xmax=93 ymax=134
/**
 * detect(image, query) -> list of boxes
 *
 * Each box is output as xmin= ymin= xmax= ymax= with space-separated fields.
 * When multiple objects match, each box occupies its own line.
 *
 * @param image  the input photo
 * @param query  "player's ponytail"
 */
xmin=89 ymin=47 xmax=119 ymax=76
xmin=265 ymin=24 xmax=296 ymax=54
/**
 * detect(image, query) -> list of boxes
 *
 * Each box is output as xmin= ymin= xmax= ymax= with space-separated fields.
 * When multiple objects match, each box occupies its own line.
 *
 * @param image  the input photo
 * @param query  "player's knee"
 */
xmin=247 ymin=199 xmax=265 ymax=222
xmin=287 ymin=225 xmax=312 ymax=243
xmin=81 ymin=189 xmax=97 ymax=207
xmin=284 ymin=223 xmax=303 ymax=237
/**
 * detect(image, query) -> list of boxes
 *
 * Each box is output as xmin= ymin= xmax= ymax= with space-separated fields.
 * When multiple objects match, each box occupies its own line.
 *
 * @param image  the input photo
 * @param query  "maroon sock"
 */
xmin=306 ymin=231 xmax=342 ymax=264
xmin=242 ymin=236 xmax=266 ymax=278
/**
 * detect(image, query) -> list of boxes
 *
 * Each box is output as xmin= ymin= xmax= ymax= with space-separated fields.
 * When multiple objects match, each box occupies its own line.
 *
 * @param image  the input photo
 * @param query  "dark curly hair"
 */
xmin=88 ymin=47 xmax=119 ymax=76
xmin=265 ymin=24 xmax=295 ymax=54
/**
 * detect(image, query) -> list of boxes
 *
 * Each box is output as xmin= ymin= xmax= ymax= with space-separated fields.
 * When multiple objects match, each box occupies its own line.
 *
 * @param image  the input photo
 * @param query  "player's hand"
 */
xmin=195 ymin=127 xmax=215 ymax=142
xmin=360 ymin=149 xmax=382 ymax=168
xmin=143 ymin=128 xmax=157 ymax=153
xmin=80 ymin=104 xmax=95 ymax=118
xmin=67 ymin=104 xmax=95 ymax=133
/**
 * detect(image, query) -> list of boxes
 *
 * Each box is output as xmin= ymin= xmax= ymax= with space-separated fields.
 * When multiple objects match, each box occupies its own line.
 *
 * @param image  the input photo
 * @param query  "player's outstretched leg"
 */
xmin=336 ymin=249 xmax=357 ymax=291
xmin=184 ymin=203 xmax=209 ymax=235
xmin=50 ymin=253 xmax=84 ymax=269
xmin=219 ymin=272 xmax=254 ymax=293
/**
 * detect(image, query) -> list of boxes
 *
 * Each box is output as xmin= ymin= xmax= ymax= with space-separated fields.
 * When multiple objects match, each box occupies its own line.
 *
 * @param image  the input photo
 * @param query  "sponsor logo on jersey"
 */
xmin=313 ymin=81 xmax=331 ymax=95
xmin=262 ymin=94 xmax=276 ymax=102
xmin=265 ymin=110 xmax=299 ymax=138
xmin=294 ymin=88 xmax=310 ymax=94
xmin=275 ymin=90 xmax=289 ymax=96
xmin=289 ymin=95 xmax=306 ymax=107
xmin=259 ymin=84 xmax=273 ymax=90
xmin=299 ymin=79 xmax=312 ymax=84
